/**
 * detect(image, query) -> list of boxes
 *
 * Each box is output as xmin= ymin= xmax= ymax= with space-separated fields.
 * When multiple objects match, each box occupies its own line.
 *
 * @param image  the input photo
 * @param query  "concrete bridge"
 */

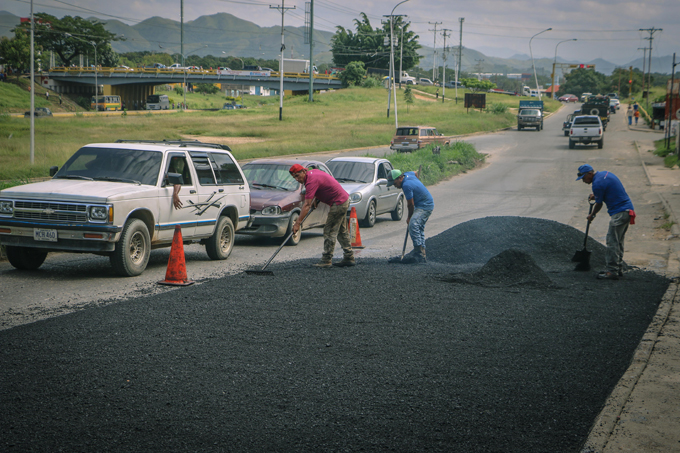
xmin=44 ymin=67 xmax=342 ymax=109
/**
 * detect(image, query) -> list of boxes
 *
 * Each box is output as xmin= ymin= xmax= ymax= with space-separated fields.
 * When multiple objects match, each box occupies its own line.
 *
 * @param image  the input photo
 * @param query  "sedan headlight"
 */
xmin=89 ymin=205 xmax=109 ymax=221
xmin=0 ymin=200 xmax=14 ymax=215
xmin=349 ymin=193 xmax=362 ymax=203
xmin=261 ymin=205 xmax=282 ymax=215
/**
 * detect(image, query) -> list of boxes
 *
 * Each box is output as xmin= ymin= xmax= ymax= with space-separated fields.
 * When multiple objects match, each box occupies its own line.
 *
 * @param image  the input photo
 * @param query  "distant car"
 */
xmin=444 ymin=80 xmax=464 ymax=88
xmin=563 ymin=113 xmax=576 ymax=136
xmin=168 ymin=63 xmax=186 ymax=70
xmin=222 ymin=103 xmax=246 ymax=110
xmin=239 ymin=159 xmax=331 ymax=245
xmin=325 ymin=157 xmax=404 ymax=228
xmin=609 ymin=98 xmax=621 ymax=111
xmin=390 ymin=126 xmax=450 ymax=152
xmin=24 ymin=107 xmax=53 ymax=118
xmin=418 ymin=78 xmax=434 ymax=86
xmin=581 ymin=92 xmax=592 ymax=102
xmin=606 ymin=93 xmax=619 ymax=99
xmin=558 ymin=94 xmax=578 ymax=103
xmin=218 ymin=67 xmax=231 ymax=71
xmin=261 ymin=67 xmax=275 ymax=72
xmin=243 ymin=65 xmax=262 ymax=71
xmin=116 ymin=65 xmax=133 ymax=71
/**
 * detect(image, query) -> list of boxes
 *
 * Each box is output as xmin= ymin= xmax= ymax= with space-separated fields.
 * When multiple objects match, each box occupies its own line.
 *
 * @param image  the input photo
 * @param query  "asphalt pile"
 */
xmin=442 ymin=248 xmax=556 ymax=288
xmin=426 ymin=216 xmax=608 ymax=272
xmin=0 ymin=216 xmax=670 ymax=452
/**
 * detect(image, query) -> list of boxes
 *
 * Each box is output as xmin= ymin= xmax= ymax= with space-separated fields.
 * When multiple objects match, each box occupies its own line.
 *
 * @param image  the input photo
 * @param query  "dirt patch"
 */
xmin=181 ymin=134 xmax=268 ymax=145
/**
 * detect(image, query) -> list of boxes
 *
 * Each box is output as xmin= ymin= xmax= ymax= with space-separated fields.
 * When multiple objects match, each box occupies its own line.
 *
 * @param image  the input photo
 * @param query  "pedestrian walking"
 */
xmin=290 ymin=164 xmax=355 ymax=268
xmin=634 ymin=109 xmax=640 ymax=125
xmin=59 ymin=94 xmax=62 ymax=105
xmin=388 ymin=169 xmax=434 ymax=262
xmin=626 ymin=105 xmax=633 ymax=125
xmin=45 ymin=91 xmax=49 ymax=100
xmin=435 ymin=89 xmax=439 ymax=99
xmin=576 ymin=164 xmax=635 ymax=280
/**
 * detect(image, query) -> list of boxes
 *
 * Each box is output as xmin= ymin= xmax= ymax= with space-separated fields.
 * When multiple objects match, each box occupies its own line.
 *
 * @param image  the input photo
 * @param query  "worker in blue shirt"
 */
xmin=576 ymin=164 xmax=635 ymax=280
xmin=388 ymin=169 xmax=434 ymax=262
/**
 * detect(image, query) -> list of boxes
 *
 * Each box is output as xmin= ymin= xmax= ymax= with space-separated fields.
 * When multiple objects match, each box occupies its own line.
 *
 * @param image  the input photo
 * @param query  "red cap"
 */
xmin=289 ymin=164 xmax=305 ymax=174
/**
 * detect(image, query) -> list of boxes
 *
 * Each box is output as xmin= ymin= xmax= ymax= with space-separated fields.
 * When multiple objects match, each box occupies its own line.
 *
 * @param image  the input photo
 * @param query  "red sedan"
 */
xmin=558 ymin=94 xmax=578 ymax=103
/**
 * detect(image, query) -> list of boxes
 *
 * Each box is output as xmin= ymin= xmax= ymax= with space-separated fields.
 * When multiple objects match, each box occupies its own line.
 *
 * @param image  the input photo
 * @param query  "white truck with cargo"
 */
xmin=568 ymin=115 xmax=604 ymax=149
xmin=282 ymin=59 xmax=317 ymax=74
xmin=517 ymin=100 xmax=544 ymax=131
xmin=0 ymin=140 xmax=251 ymax=276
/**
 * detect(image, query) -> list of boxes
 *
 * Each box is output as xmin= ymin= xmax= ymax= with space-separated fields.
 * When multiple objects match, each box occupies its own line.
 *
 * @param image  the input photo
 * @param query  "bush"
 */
xmin=195 ymin=83 xmax=219 ymax=95
xmin=174 ymin=86 xmax=184 ymax=96
xmin=361 ymin=76 xmax=382 ymax=88
xmin=76 ymin=96 xmax=90 ymax=110
xmin=339 ymin=61 xmax=367 ymax=87
xmin=487 ymin=103 xmax=508 ymax=114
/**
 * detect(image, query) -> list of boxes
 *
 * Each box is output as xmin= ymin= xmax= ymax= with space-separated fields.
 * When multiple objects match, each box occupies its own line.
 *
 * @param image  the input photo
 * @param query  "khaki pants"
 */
xmin=605 ymin=211 xmax=630 ymax=273
xmin=322 ymin=200 xmax=353 ymax=262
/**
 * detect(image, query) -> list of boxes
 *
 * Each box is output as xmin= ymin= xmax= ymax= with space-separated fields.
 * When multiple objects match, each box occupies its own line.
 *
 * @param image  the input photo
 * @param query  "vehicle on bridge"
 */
xmin=91 ymin=95 xmax=122 ymax=111
xmin=0 ymin=140 xmax=251 ymax=276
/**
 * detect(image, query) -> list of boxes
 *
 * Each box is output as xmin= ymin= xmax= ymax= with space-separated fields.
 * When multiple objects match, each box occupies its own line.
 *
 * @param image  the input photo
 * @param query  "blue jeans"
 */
xmin=628 ymin=116 xmax=632 ymax=125
xmin=409 ymin=208 xmax=432 ymax=248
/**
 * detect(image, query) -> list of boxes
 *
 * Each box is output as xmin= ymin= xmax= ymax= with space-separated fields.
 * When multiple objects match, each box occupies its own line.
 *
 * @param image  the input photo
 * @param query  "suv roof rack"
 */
xmin=114 ymin=139 xmax=231 ymax=151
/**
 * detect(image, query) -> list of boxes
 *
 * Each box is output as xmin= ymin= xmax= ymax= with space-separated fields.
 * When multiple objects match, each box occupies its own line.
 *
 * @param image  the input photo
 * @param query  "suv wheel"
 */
xmin=598 ymin=137 xmax=604 ymax=149
xmin=569 ymin=139 xmax=575 ymax=149
xmin=361 ymin=200 xmax=376 ymax=228
xmin=110 ymin=218 xmax=150 ymax=276
xmin=206 ymin=216 xmax=234 ymax=260
xmin=6 ymin=246 xmax=48 ymax=270
xmin=391 ymin=195 xmax=404 ymax=221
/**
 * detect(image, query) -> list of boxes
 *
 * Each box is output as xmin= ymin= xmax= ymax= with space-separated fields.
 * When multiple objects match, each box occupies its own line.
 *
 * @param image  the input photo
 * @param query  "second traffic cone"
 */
xmin=158 ymin=225 xmax=194 ymax=286
xmin=349 ymin=206 xmax=364 ymax=249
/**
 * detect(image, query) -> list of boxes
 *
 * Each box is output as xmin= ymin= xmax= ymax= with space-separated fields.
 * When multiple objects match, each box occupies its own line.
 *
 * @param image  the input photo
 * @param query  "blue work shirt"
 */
xmin=592 ymin=171 xmax=634 ymax=215
xmin=401 ymin=172 xmax=434 ymax=211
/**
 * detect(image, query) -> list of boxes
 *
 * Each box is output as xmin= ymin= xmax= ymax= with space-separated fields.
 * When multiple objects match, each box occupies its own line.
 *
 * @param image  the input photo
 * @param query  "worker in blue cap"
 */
xmin=576 ymin=164 xmax=635 ymax=280
xmin=387 ymin=169 xmax=434 ymax=262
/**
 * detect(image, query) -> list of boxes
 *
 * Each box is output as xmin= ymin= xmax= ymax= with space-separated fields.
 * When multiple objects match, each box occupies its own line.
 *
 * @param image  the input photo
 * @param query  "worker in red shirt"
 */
xmin=290 ymin=164 xmax=355 ymax=268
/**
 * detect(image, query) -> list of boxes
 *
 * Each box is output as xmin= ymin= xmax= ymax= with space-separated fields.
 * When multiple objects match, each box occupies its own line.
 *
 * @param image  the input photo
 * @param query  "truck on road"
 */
xmin=517 ymin=100 xmax=544 ymax=131
xmin=282 ymin=59 xmax=317 ymax=74
xmin=568 ymin=115 xmax=604 ymax=149
xmin=581 ymin=95 xmax=610 ymax=130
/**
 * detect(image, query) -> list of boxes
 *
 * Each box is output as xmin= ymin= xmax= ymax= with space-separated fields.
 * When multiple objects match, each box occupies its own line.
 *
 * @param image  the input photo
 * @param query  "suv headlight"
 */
xmin=89 ymin=205 xmax=109 ymax=221
xmin=349 ymin=192 xmax=362 ymax=203
xmin=0 ymin=200 xmax=13 ymax=215
xmin=261 ymin=205 xmax=282 ymax=215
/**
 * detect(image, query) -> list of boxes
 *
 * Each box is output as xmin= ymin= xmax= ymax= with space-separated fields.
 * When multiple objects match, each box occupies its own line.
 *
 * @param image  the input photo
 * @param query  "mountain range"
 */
xmin=0 ymin=10 xmax=674 ymax=75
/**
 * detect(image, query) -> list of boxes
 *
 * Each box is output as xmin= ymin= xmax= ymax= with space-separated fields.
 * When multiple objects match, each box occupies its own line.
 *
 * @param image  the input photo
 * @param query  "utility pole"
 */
xmin=441 ymin=29 xmax=451 ymax=102
xmin=399 ymin=19 xmax=409 ymax=90
xmin=475 ymin=59 xmax=484 ymax=80
xmin=640 ymin=27 xmax=662 ymax=108
xmin=30 ymin=0 xmax=34 ymax=164
xmin=270 ymin=0 xmax=295 ymax=121
xmin=638 ymin=47 xmax=648 ymax=97
xmin=428 ymin=21 xmax=441 ymax=82
xmin=305 ymin=0 xmax=314 ymax=102
xmin=455 ymin=17 xmax=464 ymax=104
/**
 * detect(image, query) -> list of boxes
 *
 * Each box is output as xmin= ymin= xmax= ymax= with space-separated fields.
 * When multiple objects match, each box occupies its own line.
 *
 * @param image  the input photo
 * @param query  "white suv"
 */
xmin=0 ymin=140 xmax=250 ymax=276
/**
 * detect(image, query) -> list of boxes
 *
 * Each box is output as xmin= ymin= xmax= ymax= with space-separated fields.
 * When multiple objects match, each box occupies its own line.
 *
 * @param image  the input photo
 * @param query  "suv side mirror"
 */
xmin=167 ymin=172 xmax=184 ymax=186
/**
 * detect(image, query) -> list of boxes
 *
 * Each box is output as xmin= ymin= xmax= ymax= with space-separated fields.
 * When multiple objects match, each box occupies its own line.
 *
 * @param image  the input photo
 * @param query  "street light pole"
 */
xmin=530 ymin=27 xmax=552 ymax=100
xmin=30 ymin=0 xmax=34 ymax=164
xmin=387 ymin=0 xmax=410 ymax=124
xmin=552 ymin=39 xmax=576 ymax=99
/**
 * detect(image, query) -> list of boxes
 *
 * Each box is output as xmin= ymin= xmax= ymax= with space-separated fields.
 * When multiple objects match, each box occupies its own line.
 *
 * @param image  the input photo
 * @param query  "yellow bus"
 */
xmin=91 ymin=95 xmax=122 ymax=111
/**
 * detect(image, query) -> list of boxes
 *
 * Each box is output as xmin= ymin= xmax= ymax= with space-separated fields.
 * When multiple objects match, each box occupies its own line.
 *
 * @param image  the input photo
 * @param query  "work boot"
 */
xmin=415 ymin=246 xmax=427 ymax=263
xmin=313 ymin=259 xmax=332 ymax=268
xmin=334 ymin=256 xmax=356 ymax=267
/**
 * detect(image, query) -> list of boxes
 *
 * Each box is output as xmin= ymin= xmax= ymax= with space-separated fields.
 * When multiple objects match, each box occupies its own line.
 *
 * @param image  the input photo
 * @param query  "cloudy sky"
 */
xmin=4 ymin=0 xmax=679 ymax=64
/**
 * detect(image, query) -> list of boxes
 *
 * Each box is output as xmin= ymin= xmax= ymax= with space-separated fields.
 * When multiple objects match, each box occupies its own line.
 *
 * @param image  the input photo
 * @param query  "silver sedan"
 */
xmin=325 ymin=157 xmax=405 ymax=227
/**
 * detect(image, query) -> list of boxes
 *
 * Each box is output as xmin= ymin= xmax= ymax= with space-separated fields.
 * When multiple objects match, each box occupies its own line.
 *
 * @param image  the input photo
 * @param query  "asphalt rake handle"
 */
xmin=245 ymin=206 xmax=315 ymax=276
xmin=572 ymin=199 xmax=596 ymax=271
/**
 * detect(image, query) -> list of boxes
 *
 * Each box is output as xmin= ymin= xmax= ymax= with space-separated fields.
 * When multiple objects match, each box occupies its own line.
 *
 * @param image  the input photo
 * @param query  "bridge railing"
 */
xmin=48 ymin=67 xmax=339 ymax=80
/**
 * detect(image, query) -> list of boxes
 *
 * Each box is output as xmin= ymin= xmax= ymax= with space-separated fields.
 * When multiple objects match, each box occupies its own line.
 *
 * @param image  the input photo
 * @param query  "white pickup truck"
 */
xmin=568 ymin=115 xmax=604 ymax=149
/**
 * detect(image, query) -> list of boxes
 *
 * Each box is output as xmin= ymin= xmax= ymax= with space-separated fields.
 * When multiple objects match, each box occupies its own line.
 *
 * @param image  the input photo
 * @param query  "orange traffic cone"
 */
xmin=158 ymin=225 xmax=195 ymax=286
xmin=349 ymin=207 xmax=364 ymax=249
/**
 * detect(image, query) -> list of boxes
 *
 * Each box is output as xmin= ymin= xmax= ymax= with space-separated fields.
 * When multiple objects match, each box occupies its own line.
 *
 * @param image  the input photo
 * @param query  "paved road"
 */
xmin=0 ymin=106 xmax=664 ymax=329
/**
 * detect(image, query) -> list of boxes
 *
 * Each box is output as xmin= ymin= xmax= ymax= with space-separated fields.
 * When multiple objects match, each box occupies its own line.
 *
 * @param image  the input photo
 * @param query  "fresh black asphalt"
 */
xmin=0 ymin=217 xmax=669 ymax=452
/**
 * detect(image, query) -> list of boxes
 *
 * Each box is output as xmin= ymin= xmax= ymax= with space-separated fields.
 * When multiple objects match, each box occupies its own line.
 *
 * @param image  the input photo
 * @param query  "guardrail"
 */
xmin=48 ymin=66 xmax=339 ymax=81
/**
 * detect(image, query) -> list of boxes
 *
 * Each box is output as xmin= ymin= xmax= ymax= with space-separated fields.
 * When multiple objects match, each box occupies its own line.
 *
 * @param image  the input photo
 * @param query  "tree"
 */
xmin=404 ymin=85 xmax=414 ymax=113
xmin=0 ymin=31 xmax=42 ymax=77
xmin=556 ymin=68 xmax=607 ymax=98
xmin=331 ymin=13 xmax=420 ymax=71
xmin=339 ymin=61 xmax=367 ymax=87
xmin=460 ymin=78 xmax=496 ymax=92
xmin=15 ymin=14 xmax=121 ymax=67
xmin=194 ymin=83 xmax=219 ymax=95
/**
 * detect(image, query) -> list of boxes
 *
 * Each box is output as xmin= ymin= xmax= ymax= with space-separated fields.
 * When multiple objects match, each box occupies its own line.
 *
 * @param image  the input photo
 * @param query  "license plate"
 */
xmin=34 ymin=228 xmax=57 ymax=242
xmin=402 ymin=142 xmax=410 ymax=146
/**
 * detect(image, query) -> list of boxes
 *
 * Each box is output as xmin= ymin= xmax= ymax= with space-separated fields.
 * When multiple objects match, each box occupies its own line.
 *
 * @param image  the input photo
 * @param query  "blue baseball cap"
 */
xmin=576 ymin=164 xmax=594 ymax=180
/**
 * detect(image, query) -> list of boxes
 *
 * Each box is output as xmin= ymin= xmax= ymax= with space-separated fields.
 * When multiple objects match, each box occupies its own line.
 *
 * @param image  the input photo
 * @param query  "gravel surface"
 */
xmin=0 ymin=217 xmax=669 ymax=452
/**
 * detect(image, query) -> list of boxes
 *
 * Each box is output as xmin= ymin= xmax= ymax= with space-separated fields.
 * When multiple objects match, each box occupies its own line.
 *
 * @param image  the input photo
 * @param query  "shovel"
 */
xmin=572 ymin=200 xmax=596 ymax=271
xmin=400 ymin=227 xmax=410 ymax=261
xmin=245 ymin=206 xmax=315 ymax=276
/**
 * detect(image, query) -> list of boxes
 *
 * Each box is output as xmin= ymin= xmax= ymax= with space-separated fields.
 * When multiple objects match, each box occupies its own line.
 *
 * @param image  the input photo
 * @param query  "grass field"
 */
xmin=0 ymin=82 xmax=562 ymax=182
